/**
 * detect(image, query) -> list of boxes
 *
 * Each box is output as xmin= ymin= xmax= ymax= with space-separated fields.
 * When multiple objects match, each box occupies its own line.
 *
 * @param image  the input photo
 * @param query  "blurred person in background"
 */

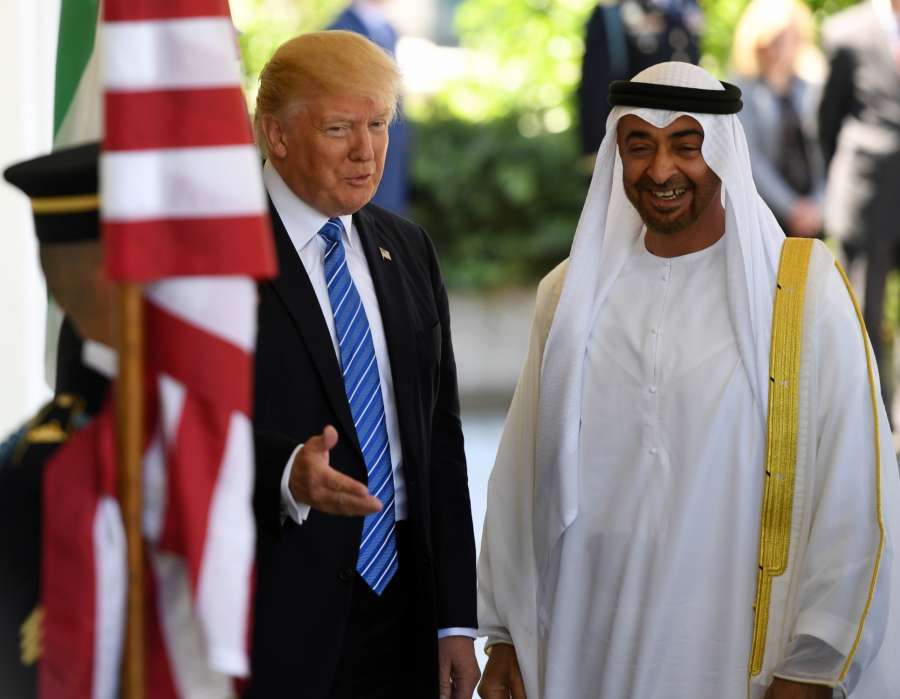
xmin=731 ymin=0 xmax=826 ymax=239
xmin=577 ymin=0 xmax=704 ymax=172
xmin=819 ymin=0 xmax=900 ymax=422
xmin=329 ymin=0 xmax=411 ymax=215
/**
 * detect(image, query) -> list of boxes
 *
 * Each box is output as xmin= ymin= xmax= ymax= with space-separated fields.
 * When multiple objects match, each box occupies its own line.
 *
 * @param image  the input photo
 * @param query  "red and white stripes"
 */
xmin=101 ymin=1 xmax=273 ymax=282
xmin=40 ymin=405 xmax=126 ymax=699
xmin=97 ymin=0 xmax=273 ymax=695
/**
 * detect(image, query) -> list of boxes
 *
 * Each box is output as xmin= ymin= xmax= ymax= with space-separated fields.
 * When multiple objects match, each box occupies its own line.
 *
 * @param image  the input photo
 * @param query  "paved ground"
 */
xmin=460 ymin=408 xmax=506 ymax=670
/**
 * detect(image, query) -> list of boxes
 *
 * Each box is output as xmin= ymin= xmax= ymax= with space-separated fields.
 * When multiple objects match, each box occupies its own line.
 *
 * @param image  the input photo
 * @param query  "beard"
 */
xmin=624 ymin=171 xmax=721 ymax=235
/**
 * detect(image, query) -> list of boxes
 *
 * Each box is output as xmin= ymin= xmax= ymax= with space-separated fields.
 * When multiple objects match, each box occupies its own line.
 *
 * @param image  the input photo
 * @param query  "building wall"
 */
xmin=0 ymin=1 xmax=58 ymax=434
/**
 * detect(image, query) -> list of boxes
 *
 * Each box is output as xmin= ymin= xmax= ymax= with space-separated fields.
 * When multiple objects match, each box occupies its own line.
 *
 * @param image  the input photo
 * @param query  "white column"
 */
xmin=0 ymin=0 xmax=59 ymax=435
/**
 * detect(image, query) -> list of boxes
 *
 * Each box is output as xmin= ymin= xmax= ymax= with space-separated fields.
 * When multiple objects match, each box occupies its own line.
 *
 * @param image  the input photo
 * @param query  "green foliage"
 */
xmin=420 ymin=0 xmax=596 ymax=126
xmin=231 ymin=0 xmax=344 ymax=99
xmin=440 ymin=0 xmax=862 ymax=126
xmin=233 ymin=0 xmax=864 ymax=289
xmin=699 ymin=0 xmax=753 ymax=76
xmin=413 ymin=0 xmax=863 ymax=289
xmin=409 ymin=113 xmax=586 ymax=288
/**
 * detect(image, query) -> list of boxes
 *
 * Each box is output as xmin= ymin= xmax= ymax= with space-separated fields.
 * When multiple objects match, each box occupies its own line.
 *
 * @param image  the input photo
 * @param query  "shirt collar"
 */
xmin=263 ymin=160 xmax=354 ymax=253
xmin=634 ymin=227 xmax=726 ymax=266
xmin=82 ymin=340 xmax=118 ymax=379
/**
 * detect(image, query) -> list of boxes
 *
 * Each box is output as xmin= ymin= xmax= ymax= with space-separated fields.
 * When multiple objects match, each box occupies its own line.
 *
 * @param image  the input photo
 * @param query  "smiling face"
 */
xmin=263 ymin=91 xmax=389 ymax=216
xmin=617 ymin=114 xmax=723 ymax=243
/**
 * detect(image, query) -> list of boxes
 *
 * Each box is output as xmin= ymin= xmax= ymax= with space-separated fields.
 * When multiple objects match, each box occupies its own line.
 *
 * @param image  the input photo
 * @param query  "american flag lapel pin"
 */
xmin=379 ymin=247 xmax=392 ymax=262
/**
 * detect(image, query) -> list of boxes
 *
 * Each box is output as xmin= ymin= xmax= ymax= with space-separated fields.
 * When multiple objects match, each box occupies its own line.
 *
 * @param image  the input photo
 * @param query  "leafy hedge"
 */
xmin=410 ymin=0 xmax=860 ymax=290
xmin=409 ymin=115 xmax=587 ymax=290
xmin=233 ymin=0 xmax=862 ymax=291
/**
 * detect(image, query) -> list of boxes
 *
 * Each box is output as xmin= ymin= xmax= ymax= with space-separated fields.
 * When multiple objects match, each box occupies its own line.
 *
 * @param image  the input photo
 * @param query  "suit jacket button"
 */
xmin=338 ymin=568 xmax=353 ymax=582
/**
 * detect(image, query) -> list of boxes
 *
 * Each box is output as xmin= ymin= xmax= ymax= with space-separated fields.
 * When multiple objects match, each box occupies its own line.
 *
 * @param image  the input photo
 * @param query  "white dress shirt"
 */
xmin=263 ymin=161 xmax=407 ymax=524
xmin=82 ymin=340 xmax=118 ymax=378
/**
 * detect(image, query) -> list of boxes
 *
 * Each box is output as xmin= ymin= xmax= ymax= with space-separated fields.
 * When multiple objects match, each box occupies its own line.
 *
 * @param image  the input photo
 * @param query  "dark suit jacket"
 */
xmin=248 ymin=202 xmax=477 ymax=697
xmin=328 ymin=7 xmax=411 ymax=215
xmin=819 ymin=2 xmax=900 ymax=247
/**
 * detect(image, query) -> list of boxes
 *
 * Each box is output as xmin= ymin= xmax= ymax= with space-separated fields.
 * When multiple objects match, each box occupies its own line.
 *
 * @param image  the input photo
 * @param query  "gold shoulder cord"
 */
xmin=749 ymin=237 xmax=813 ymax=677
xmin=20 ymin=606 xmax=43 ymax=665
xmin=834 ymin=261 xmax=884 ymax=682
xmin=748 ymin=243 xmax=885 ymax=682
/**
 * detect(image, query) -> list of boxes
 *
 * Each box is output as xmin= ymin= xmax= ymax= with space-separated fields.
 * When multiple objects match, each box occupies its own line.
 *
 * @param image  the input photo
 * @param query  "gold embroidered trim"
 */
xmin=24 ymin=421 xmax=68 ymax=444
xmin=11 ymin=393 xmax=86 ymax=464
xmin=20 ymin=606 xmax=43 ymax=665
xmin=31 ymin=193 xmax=99 ymax=214
xmin=749 ymin=237 xmax=813 ymax=677
xmin=834 ymin=261 xmax=885 ymax=681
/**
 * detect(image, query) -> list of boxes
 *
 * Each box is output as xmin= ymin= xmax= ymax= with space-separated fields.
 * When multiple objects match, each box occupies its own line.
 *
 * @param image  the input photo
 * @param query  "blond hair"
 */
xmin=731 ymin=0 xmax=824 ymax=81
xmin=254 ymin=30 xmax=401 ymax=156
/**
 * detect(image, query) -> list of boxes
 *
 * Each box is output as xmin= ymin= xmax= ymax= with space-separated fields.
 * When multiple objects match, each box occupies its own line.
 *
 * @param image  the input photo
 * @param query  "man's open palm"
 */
xmin=288 ymin=425 xmax=382 ymax=516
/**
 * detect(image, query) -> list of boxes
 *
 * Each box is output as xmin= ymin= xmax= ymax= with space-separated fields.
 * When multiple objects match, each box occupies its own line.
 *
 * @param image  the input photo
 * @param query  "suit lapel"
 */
xmin=354 ymin=208 xmax=422 ymax=465
xmin=267 ymin=204 xmax=363 ymax=460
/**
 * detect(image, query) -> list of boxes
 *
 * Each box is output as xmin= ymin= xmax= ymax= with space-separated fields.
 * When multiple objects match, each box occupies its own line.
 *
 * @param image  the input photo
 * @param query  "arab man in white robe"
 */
xmin=476 ymin=62 xmax=900 ymax=699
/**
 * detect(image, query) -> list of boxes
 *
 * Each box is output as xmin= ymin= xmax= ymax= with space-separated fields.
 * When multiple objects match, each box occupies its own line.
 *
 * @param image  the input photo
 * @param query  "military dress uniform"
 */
xmin=1 ymin=142 xmax=107 ymax=698
xmin=0 ymin=359 xmax=108 ymax=697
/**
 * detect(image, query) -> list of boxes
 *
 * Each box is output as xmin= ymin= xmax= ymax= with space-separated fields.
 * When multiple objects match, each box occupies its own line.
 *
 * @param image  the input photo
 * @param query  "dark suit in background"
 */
xmin=577 ymin=0 xmax=703 ymax=158
xmin=329 ymin=5 xmax=411 ymax=215
xmin=250 ymin=201 xmax=476 ymax=697
xmin=819 ymin=0 xmax=900 ymax=415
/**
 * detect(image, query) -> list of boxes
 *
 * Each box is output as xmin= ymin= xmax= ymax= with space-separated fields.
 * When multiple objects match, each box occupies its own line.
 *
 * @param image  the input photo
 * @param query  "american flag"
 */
xmin=40 ymin=0 xmax=275 ymax=696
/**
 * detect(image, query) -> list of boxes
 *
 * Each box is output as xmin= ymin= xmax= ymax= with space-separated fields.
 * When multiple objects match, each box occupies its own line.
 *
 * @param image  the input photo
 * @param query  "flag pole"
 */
xmin=115 ymin=282 xmax=145 ymax=699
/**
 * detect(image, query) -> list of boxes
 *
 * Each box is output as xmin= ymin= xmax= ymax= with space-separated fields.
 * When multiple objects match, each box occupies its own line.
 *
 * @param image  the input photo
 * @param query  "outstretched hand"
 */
xmin=288 ymin=425 xmax=382 ymax=516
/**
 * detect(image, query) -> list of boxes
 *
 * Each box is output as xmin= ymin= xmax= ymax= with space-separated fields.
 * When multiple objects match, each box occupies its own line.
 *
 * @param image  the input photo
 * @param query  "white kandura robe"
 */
xmin=477 ymin=234 xmax=900 ymax=698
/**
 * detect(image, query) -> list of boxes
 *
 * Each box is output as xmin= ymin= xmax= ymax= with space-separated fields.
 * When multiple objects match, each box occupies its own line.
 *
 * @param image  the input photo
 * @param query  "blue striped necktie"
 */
xmin=318 ymin=218 xmax=397 ymax=594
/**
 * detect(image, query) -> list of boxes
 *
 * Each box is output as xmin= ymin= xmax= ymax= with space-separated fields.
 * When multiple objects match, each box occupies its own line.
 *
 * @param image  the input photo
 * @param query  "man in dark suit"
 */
xmin=328 ymin=1 xmax=411 ymax=216
xmin=819 ymin=0 xmax=900 ymax=419
xmin=247 ymin=31 xmax=479 ymax=699
xmin=0 ymin=142 xmax=112 ymax=697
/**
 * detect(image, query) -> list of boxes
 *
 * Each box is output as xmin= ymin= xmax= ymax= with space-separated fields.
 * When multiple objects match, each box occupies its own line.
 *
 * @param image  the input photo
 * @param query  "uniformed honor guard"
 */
xmin=0 ymin=143 xmax=111 ymax=696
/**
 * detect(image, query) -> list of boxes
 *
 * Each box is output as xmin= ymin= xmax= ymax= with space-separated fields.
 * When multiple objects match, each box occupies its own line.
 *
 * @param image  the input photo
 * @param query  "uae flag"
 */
xmin=39 ymin=0 xmax=276 ymax=696
xmin=53 ymin=0 xmax=101 ymax=147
